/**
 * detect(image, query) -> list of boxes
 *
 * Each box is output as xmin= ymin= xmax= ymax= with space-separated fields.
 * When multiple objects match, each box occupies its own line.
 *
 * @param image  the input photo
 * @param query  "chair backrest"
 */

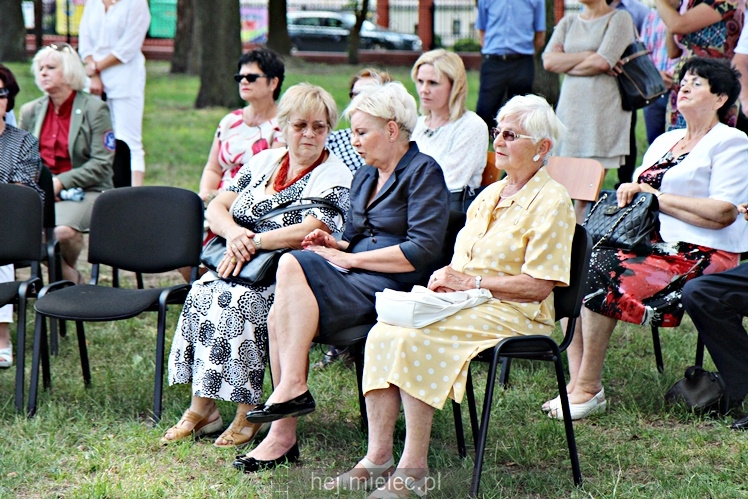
xmin=554 ymin=224 xmax=592 ymax=338
xmin=545 ymin=157 xmax=605 ymax=202
xmin=112 ymin=139 xmax=132 ymax=188
xmin=87 ymin=186 xmax=204 ymax=273
xmin=481 ymin=151 xmax=501 ymax=186
xmin=0 ymin=184 xmax=44 ymax=266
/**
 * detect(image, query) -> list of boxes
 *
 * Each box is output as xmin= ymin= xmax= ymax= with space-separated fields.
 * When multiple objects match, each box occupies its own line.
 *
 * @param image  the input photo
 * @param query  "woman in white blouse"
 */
xmin=545 ymin=57 xmax=748 ymax=421
xmin=411 ymin=49 xmax=488 ymax=212
xmin=78 ymin=0 xmax=150 ymax=186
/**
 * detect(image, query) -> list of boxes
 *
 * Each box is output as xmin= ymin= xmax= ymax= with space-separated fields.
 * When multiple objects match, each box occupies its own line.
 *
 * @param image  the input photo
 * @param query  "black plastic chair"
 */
xmin=27 ymin=186 xmax=204 ymax=422
xmin=651 ymin=325 xmax=705 ymax=373
xmin=453 ymin=224 xmax=592 ymax=497
xmin=312 ymin=210 xmax=467 ymax=430
xmin=0 ymin=184 xmax=44 ymax=413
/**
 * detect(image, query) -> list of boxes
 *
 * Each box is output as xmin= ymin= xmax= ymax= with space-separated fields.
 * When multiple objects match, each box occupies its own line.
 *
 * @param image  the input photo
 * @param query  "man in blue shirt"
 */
xmin=475 ymin=0 xmax=545 ymax=132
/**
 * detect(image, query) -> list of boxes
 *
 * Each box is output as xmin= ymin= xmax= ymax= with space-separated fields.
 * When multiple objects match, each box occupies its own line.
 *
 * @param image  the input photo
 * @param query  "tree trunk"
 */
xmin=532 ymin=0 xmax=560 ymax=107
xmin=0 ymin=0 xmax=28 ymax=61
xmin=267 ymin=0 xmax=291 ymax=55
xmin=194 ymin=0 xmax=242 ymax=109
xmin=347 ymin=0 xmax=370 ymax=65
xmin=171 ymin=0 xmax=197 ymax=74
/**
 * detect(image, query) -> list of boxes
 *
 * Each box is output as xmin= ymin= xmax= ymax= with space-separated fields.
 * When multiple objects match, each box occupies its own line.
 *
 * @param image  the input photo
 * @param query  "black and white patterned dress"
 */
xmin=0 ymin=125 xmax=43 ymax=197
xmin=167 ymin=148 xmax=351 ymax=404
xmin=326 ymin=129 xmax=365 ymax=174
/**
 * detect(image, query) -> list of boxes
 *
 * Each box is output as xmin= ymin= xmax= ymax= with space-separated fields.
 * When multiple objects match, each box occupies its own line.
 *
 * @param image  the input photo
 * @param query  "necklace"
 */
xmin=673 ymin=122 xmax=717 ymax=155
xmin=272 ymin=150 xmax=326 ymax=192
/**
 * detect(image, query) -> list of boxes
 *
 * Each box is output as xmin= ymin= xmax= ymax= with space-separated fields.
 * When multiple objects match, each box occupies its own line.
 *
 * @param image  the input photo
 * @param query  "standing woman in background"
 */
xmin=543 ymin=0 xmax=635 ymax=222
xmin=78 ymin=0 xmax=151 ymax=186
xmin=411 ymin=49 xmax=488 ymax=212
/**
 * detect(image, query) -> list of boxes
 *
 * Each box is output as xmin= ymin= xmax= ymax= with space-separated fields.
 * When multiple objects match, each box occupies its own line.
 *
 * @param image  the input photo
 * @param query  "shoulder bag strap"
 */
xmin=253 ymin=197 xmax=346 ymax=226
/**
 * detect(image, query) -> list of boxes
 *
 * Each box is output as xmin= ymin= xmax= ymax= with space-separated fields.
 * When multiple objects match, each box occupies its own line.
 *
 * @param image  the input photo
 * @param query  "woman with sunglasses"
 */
xmin=319 ymin=95 xmax=574 ymax=496
xmin=19 ymin=44 xmax=114 ymax=285
xmin=164 ymin=83 xmax=351 ymax=448
xmin=196 ymin=49 xmax=286 ymax=206
xmin=78 ymin=0 xmax=150 ymax=186
xmin=234 ymin=82 xmax=450 ymax=474
xmin=0 ymin=64 xmax=44 ymax=369
xmin=543 ymin=0 xmax=635 ymax=222
xmin=411 ymin=49 xmax=488 ymax=212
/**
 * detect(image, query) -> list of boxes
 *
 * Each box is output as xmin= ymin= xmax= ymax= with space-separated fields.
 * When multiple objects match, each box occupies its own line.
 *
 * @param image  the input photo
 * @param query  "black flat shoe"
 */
xmin=233 ymin=443 xmax=300 ymax=473
xmin=245 ymin=390 xmax=316 ymax=423
xmin=730 ymin=414 xmax=748 ymax=430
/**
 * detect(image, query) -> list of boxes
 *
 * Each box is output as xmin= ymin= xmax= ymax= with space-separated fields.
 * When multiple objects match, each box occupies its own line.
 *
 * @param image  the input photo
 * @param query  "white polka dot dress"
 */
xmin=362 ymin=168 xmax=576 ymax=409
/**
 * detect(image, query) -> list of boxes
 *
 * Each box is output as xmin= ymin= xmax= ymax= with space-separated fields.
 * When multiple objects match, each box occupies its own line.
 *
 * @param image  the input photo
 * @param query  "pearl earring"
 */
xmin=532 ymin=154 xmax=541 ymax=162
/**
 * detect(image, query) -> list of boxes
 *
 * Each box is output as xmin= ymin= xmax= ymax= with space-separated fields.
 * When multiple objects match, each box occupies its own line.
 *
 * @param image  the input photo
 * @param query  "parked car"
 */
xmin=287 ymin=11 xmax=423 ymax=52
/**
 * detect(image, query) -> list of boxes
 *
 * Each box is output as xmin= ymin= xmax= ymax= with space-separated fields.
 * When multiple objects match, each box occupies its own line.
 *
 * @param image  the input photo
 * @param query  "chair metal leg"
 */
xmin=465 ymin=367 xmax=479 ymax=451
xmin=552 ymin=351 xmax=583 ymax=486
xmin=651 ymin=326 xmax=664 ymax=373
xmin=27 ymin=313 xmax=47 ymax=417
xmin=353 ymin=342 xmax=368 ymax=432
xmin=49 ymin=317 xmax=59 ymax=356
xmin=14 ymin=295 xmax=28 ymax=413
xmin=452 ymin=400 xmax=466 ymax=458
xmin=498 ymin=357 xmax=511 ymax=387
xmin=75 ymin=321 xmax=91 ymax=385
xmin=152 ymin=304 xmax=169 ymax=424
xmin=469 ymin=348 xmax=503 ymax=498
xmin=40 ymin=319 xmax=51 ymax=390
xmin=695 ymin=336 xmax=705 ymax=367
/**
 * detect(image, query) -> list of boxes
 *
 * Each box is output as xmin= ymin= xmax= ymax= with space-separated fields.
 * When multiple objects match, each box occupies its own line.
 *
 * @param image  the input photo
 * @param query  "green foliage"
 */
xmin=452 ymin=38 xmax=482 ymax=53
xmin=2 ymin=61 xmax=746 ymax=498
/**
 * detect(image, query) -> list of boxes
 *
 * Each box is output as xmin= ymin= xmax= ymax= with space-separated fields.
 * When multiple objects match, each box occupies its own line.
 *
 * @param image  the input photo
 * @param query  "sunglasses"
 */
xmin=0 ymin=88 xmax=8 ymax=99
xmin=233 ymin=73 xmax=269 ymax=83
xmin=49 ymin=42 xmax=75 ymax=53
xmin=490 ymin=128 xmax=536 ymax=142
xmin=290 ymin=120 xmax=329 ymax=136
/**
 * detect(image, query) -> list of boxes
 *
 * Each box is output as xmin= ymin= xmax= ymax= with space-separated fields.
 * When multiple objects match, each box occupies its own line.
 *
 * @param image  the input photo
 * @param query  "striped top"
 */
xmin=0 ymin=124 xmax=44 ymax=198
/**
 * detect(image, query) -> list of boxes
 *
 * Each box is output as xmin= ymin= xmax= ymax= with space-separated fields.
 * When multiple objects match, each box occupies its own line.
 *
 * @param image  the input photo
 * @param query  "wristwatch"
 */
xmin=252 ymin=235 xmax=262 ymax=249
xmin=475 ymin=275 xmax=482 ymax=290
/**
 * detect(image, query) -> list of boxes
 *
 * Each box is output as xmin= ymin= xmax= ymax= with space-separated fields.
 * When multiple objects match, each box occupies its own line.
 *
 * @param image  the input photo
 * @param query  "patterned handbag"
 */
xmin=582 ymin=190 xmax=659 ymax=253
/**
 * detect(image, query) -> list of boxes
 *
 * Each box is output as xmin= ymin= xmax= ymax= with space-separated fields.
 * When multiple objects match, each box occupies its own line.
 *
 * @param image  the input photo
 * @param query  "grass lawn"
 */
xmin=1 ymin=60 xmax=747 ymax=498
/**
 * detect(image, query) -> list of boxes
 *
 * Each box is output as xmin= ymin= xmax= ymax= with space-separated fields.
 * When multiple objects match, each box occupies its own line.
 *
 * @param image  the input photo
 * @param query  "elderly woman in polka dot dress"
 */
xmin=326 ymin=94 xmax=576 ymax=498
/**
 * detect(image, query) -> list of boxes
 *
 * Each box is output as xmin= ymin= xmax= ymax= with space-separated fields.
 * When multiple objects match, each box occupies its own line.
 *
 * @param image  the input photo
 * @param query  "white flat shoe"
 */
xmin=541 ymin=395 xmax=560 ymax=412
xmin=0 ymin=345 xmax=12 ymax=369
xmin=548 ymin=389 xmax=606 ymax=421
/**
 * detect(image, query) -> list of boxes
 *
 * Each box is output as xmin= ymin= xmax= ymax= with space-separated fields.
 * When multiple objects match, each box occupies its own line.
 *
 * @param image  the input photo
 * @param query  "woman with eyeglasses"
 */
xmin=164 ymin=83 xmax=352 ymax=448
xmin=0 ymin=64 xmax=44 ymax=369
xmin=543 ymin=0 xmax=635 ymax=222
xmin=411 ymin=49 xmax=488 ymax=212
xmin=316 ymin=95 xmax=574 ymax=496
xmin=78 ymin=0 xmax=150 ymax=186
xmin=197 ymin=49 xmax=286 ymax=206
xmin=19 ymin=44 xmax=114 ymax=285
xmin=233 ymin=81 xmax=451 ymax=474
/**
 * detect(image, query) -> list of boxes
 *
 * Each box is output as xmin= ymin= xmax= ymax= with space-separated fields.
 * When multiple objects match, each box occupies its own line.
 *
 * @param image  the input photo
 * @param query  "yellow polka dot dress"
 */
xmin=362 ymin=167 xmax=576 ymax=409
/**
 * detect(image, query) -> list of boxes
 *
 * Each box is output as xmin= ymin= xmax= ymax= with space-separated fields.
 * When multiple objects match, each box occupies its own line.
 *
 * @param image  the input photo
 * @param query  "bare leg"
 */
xmin=55 ymin=226 xmax=84 ymax=283
xmin=0 ymin=323 xmax=10 ymax=349
xmin=565 ymin=307 xmax=617 ymax=404
xmin=162 ymin=395 xmax=220 ymax=441
xmin=131 ymin=170 xmax=145 ymax=187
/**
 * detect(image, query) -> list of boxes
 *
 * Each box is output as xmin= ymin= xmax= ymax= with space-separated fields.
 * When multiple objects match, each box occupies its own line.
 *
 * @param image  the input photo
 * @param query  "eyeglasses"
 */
xmin=349 ymin=91 xmax=360 ymax=99
xmin=290 ymin=120 xmax=329 ymax=136
xmin=48 ymin=43 xmax=75 ymax=54
xmin=233 ymin=73 xmax=268 ymax=83
xmin=0 ymin=88 xmax=9 ymax=99
xmin=491 ymin=128 xmax=536 ymax=142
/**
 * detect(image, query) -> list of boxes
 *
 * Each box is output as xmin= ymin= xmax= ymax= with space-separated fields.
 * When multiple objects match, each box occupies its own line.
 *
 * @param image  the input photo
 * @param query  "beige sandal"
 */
xmin=367 ymin=470 xmax=429 ymax=498
xmin=160 ymin=406 xmax=223 ymax=444
xmin=324 ymin=456 xmax=395 ymax=491
xmin=213 ymin=409 xmax=267 ymax=448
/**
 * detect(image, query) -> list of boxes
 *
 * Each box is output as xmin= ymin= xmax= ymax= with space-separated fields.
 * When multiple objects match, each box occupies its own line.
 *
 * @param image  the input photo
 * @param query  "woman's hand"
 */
xmin=301 ymin=229 xmax=337 ymax=249
xmin=224 ymin=225 xmax=257 ymax=262
xmin=304 ymin=245 xmax=353 ymax=269
xmin=216 ymin=249 xmax=249 ymax=278
xmin=739 ymin=203 xmax=748 ymax=221
xmin=428 ymin=266 xmax=472 ymax=293
xmin=89 ymin=75 xmax=104 ymax=96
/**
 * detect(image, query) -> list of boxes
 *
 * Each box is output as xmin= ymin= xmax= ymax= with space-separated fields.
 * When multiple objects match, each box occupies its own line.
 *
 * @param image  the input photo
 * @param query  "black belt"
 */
xmin=483 ymin=53 xmax=532 ymax=61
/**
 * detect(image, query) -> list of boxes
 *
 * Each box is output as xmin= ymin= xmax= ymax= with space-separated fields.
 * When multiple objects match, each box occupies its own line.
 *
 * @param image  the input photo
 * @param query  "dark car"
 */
xmin=287 ymin=11 xmax=423 ymax=52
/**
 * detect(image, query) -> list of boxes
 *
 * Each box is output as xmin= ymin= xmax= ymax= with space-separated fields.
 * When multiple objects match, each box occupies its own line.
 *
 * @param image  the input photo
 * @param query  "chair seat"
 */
xmin=318 ymin=324 xmax=373 ymax=346
xmin=34 ymin=284 xmax=187 ymax=321
xmin=474 ymin=335 xmax=560 ymax=361
xmin=0 ymin=281 xmax=21 ymax=305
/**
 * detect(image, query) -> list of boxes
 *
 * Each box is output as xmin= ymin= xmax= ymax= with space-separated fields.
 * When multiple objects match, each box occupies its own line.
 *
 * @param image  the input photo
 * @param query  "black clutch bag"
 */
xmin=617 ymin=40 xmax=668 ymax=111
xmin=583 ymin=190 xmax=659 ymax=253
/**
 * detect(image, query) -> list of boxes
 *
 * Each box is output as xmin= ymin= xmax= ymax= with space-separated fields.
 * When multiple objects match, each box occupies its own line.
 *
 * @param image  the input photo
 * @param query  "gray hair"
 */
xmin=276 ymin=83 xmax=338 ymax=135
xmin=496 ymin=94 xmax=565 ymax=150
xmin=32 ymin=44 xmax=86 ymax=93
xmin=343 ymin=81 xmax=418 ymax=140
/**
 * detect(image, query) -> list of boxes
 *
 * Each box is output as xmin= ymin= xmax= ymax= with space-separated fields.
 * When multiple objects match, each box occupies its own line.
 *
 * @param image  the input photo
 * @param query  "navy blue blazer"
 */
xmin=343 ymin=142 xmax=450 ymax=284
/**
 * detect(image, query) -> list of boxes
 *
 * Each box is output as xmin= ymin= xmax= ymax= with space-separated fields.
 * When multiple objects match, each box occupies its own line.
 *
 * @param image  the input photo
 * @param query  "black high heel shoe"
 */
xmin=233 ymin=443 xmax=300 ymax=473
xmin=245 ymin=390 xmax=316 ymax=423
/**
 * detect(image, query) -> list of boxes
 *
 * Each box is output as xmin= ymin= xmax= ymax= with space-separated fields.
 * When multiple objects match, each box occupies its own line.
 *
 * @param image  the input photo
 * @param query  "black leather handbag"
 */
xmin=616 ymin=39 xmax=668 ymax=111
xmin=665 ymin=366 xmax=729 ymax=414
xmin=583 ymin=190 xmax=659 ymax=253
xmin=200 ymin=197 xmax=345 ymax=286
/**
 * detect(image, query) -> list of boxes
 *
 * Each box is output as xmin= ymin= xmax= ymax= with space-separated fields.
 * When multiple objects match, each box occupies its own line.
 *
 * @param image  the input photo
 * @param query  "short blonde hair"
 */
xmin=497 ymin=94 xmax=565 ymax=150
xmin=343 ymin=81 xmax=418 ymax=140
xmin=410 ymin=49 xmax=467 ymax=122
xmin=32 ymin=43 xmax=86 ymax=93
xmin=276 ymin=83 xmax=338 ymax=134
